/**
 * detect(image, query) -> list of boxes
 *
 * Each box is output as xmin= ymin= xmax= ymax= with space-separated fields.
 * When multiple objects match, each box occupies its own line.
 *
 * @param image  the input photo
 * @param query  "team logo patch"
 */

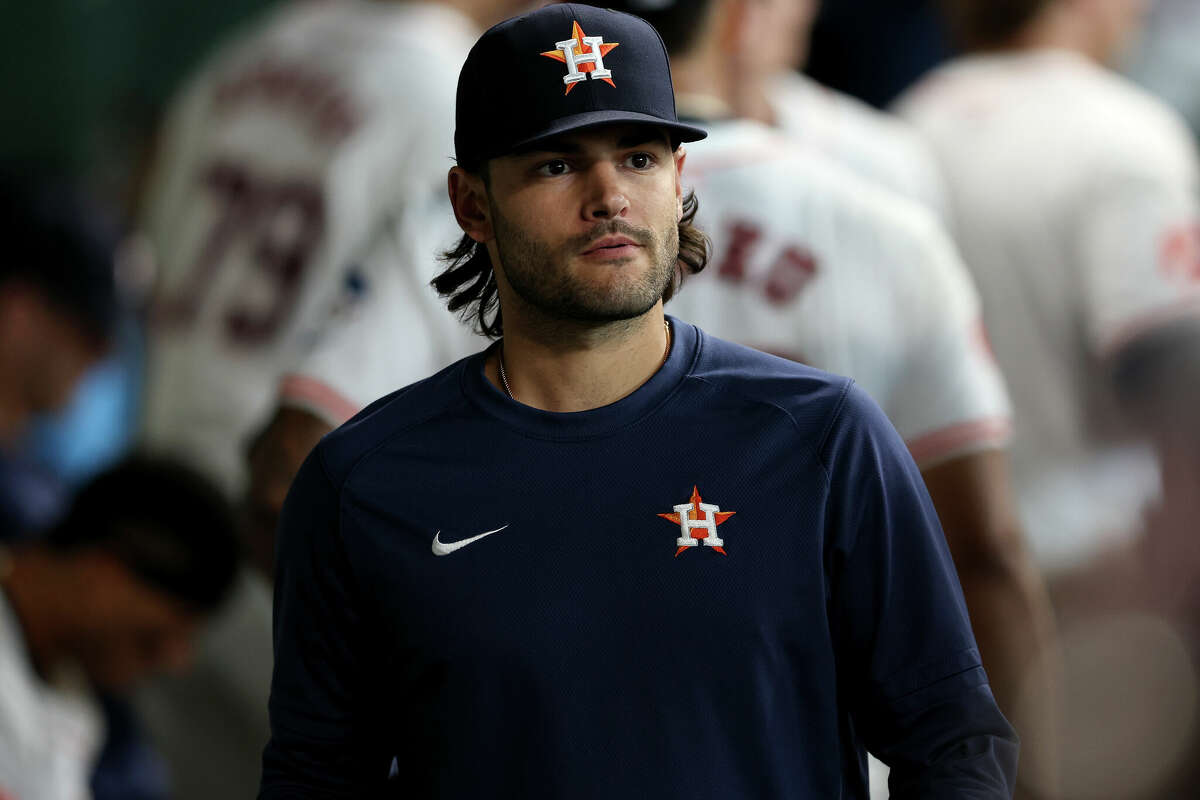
xmin=540 ymin=21 xmax=619 ymax=95
xmin=658 ymin=485 xmax=736 ymax=557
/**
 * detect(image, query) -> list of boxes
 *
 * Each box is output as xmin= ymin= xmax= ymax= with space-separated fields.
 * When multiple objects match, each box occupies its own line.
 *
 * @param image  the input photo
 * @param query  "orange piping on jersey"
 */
xmin=906 ymin=416 xmax=1013 ymax=469
xmin=279 ymin=373 xmax=361 ymax=426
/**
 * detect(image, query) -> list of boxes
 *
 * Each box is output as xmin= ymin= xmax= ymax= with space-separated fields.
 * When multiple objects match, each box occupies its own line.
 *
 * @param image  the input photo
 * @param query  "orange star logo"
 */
xmin=658 ymin=485 xmax=736 ymax=557
xmin=540 ymin=21 xmax=619 ymax=95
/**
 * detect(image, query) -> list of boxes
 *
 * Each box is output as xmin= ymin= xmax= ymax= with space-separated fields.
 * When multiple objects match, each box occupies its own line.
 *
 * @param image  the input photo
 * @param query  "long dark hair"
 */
xmin=431 ymin=190 xmax=710 ymax=339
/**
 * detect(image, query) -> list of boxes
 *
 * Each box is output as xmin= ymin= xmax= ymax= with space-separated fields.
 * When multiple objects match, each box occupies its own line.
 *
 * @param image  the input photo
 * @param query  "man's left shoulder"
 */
xmin=688 ymin=325 xmax=860 ymax=426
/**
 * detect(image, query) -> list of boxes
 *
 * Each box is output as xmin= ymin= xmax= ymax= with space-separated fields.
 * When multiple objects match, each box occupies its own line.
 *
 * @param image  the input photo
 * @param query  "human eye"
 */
xmin=535 ymin=159 xmax=572 ymax=177
xmin=623 ymin=151 xmax=657 ymax=170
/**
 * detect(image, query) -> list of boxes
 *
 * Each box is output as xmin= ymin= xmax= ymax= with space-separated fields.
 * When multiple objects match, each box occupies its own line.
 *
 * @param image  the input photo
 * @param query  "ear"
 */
xmin=448 ymin=166 xmax=492 ymax=243
xmin=673 ymin=146 xmax=688 ymax=222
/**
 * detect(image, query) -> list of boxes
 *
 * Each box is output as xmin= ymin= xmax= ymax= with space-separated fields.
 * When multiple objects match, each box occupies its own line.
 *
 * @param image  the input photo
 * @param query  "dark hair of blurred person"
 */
xmin=0 ymin=176 xmax=120 ymax=444
xmin=0 ymin=454 xmax=240 ymax=691
xmin=939 ymin=0 xmax=1054 ymax=51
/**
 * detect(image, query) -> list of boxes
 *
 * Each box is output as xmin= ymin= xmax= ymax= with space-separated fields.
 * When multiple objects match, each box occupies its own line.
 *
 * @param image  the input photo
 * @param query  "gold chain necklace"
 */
xmin=498 ymin=319 xmax=671 ymax=403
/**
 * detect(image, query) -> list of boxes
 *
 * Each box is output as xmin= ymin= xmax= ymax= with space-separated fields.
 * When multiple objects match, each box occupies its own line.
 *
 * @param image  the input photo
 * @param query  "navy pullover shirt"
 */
xmin=260 ymin=318 xmax=1018 ymax=798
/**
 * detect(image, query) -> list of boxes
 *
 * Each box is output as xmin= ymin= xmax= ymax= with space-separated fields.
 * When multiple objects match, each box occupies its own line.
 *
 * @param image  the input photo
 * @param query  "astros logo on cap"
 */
xmin=540 ymin=21 xmax=619 ymax=95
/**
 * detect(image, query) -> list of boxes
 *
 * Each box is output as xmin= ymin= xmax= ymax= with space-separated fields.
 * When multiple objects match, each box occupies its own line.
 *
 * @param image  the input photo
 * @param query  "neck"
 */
xmin=1012 ymin=5 xmax=1105 ymax=64
xmin=489 ymin=306 xmax=671 ymax=413
xmin=672 ymin=47 xmax=750 ymax=117
xmin=1 ymin=549 xmax=67 ymax=681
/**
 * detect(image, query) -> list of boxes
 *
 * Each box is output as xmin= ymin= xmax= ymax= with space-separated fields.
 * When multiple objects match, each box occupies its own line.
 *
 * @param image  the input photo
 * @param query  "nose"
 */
xmin=581 ymin=162 xmax=629 ymax=221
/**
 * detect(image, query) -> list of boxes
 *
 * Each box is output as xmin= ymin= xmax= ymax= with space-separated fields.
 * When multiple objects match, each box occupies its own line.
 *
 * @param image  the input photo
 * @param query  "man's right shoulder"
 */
xmin=310 ymin=350 xmax=483 ymax=485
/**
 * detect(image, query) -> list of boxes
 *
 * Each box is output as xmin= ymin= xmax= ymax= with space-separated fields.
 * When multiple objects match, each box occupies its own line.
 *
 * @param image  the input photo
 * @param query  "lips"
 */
xmin=582 ymin=235 xmax=641 ymax=255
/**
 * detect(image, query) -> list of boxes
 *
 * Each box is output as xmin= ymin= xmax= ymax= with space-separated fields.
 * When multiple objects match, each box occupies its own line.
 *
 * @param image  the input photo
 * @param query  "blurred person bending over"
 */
xmin=897 ymin=1 xmax=1200 ymax=796
xmin=261 ymin=5 xmax=1018 ymax=797
xmin=0 ymin=179 xmax=117 ymax=448
xmin=0 ymin=455 xmax=239 ymax=800
xmin=599 ymin=1 xmax=1058 ymax=797
xmin=135 ymin=1 xmax=522 ymax=796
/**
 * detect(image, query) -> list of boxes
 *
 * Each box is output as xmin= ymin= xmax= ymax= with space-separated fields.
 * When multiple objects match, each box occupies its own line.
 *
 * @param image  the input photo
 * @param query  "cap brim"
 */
xmin=504 ymin=110 xmax=707 ymax=156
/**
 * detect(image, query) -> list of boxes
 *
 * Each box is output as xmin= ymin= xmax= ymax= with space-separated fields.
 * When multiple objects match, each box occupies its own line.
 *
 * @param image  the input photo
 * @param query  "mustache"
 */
xmin=569 ymin=221 xmax=654 ymax=252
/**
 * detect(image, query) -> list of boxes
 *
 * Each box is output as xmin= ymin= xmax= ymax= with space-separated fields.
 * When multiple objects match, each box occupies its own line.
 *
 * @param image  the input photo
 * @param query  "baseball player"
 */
xmin=897 ymin=2 xmax=1200 ymax=795
xmin=261 ymin=5 xmax=1018 ymax=797
xmin=896 ymin=0 xmax=1200 ymax=601
xmin=135 ymin=1 xmax=518 ymax=797
xmin=140 ymin=0 xmax=486 ymax=497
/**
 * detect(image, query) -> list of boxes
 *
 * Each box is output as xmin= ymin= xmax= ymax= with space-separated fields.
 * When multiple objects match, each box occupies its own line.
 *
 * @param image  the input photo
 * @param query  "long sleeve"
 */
xmin=822 ymin=383 xmax=1019 ymax=798
xmin=259 ymin=448 xmax=392 ymax=799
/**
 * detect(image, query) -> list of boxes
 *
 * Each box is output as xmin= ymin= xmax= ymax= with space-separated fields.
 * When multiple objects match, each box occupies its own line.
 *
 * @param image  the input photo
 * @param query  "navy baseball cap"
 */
xmin=454 ymin=3 xmax=707 ymax=169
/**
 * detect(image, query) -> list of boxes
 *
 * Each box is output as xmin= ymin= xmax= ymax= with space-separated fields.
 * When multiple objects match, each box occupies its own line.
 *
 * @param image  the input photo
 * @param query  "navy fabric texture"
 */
xmin=260 ymin=318 xmax=1018 ymax=798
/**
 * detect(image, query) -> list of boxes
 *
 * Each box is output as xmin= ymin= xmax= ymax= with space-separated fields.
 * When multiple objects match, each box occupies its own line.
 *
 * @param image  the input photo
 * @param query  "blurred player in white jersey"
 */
xmin=135 ymin=2 xmax=518 ymax=797
xmin=141 ymin=0 xmax=485 ymax=497
xmin=718 ymin=0 xmax=947 ymax=216
xmin=897 ymin=1 xmax=1200 ymax=795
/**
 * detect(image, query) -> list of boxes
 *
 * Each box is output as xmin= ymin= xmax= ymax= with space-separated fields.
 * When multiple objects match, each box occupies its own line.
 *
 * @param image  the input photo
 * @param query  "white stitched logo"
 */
xmin=657 ymin=486 xmax=736 ymax=557
xmin=672 ymin=499 xmax=725 ymax=550
xmin=540 ymin=22 xmax=620 ymax=96
xmin=555 ymin=35 xmax=612 ymax=85
xmin=431 ymin=525 xmax=510 ymax=556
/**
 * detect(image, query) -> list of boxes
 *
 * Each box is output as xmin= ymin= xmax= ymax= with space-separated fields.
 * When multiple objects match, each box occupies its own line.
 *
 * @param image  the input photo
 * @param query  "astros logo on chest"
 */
xmin=658 ymin=486 xmax=736 ymax=557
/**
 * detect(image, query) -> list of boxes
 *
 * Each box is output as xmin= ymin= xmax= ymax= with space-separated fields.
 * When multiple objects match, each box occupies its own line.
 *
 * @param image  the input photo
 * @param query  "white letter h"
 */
xmin=555 ymin=36 xmax=612 ymax=85
xmin=674 ymin=502 xmax=724 ymax=549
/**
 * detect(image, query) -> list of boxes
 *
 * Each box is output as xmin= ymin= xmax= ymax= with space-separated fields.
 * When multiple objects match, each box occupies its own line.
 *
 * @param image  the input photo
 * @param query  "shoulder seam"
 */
xmin=687 ymin=371 xmax=837 ymax=488
xmin=815 ymin=378 xmax=856 ymax=473
xmin=342 ymin=397 xmax=469 ymax=488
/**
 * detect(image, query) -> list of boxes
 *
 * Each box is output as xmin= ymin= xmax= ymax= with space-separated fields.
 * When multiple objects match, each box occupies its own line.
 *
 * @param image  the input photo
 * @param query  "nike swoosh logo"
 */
xmin=431 ymin=525 xmax=510 ymax=556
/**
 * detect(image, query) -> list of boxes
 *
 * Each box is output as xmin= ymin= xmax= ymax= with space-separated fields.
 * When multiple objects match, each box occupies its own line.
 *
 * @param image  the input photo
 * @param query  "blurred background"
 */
xmin=1 ymin=1 xmax=1198 ymax=799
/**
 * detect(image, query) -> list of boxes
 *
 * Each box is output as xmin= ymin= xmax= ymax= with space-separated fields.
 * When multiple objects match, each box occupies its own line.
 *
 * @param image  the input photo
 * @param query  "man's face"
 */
xmin=72 ymin=553 xmax=200 ymax=691
xmin=480 ymin=124 xmax=685 ymax=325
xmin=0 ymin=285 xmax=100 ymax=443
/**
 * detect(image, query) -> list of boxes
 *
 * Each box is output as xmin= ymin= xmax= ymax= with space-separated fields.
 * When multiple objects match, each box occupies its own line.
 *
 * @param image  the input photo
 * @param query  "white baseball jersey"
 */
xmin=896 ymin=49 xmax=1200 ymax=572
xmin=674 ymin=118 xmax=1011 ymax=468
xmin=278 ymin=184 xmax=481 ymax=424
xmin=769 ymin=71 xmax=948 ymax=218
xmin=0 ymin=590 xmax=102 ymax=800
xmin=140 ymin=0 xmax=478 ymax=495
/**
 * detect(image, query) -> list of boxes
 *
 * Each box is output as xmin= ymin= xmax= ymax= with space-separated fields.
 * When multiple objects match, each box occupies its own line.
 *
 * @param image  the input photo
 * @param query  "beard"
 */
xmin=489 ymin=197 xmax=679 ymax=324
